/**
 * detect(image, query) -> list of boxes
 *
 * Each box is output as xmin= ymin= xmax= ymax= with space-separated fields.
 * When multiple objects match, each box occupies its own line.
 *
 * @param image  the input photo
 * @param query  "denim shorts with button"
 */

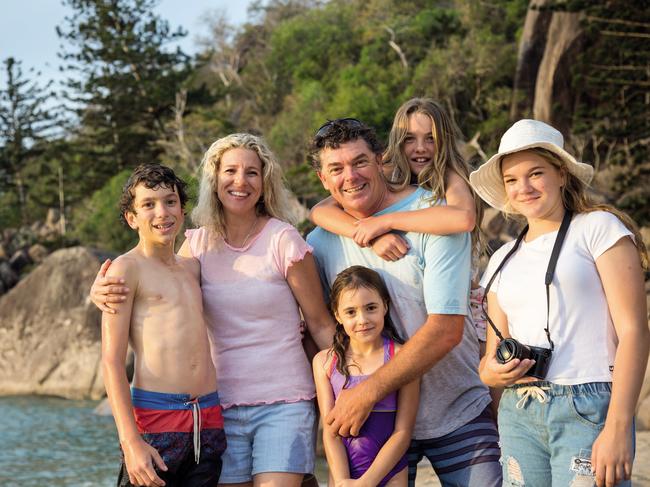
xmin=498 ymin=381 xmax=634 ymax=487
xmin=218 ymin=400 xmax=316 ymax=483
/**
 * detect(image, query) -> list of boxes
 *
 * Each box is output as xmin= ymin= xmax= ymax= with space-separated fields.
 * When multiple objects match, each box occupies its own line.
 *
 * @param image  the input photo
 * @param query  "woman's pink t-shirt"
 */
xmin=185 ymin=218 xmax=315 ymax=408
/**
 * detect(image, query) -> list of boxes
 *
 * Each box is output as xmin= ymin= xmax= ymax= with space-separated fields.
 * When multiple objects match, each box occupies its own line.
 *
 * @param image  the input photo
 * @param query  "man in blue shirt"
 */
xmin=306 ymin=118 xmax=501 ymax=486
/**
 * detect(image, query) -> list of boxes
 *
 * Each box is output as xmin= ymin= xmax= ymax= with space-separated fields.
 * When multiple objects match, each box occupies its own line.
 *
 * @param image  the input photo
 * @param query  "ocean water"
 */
xmin=0 ymin=396 xmax=331 ymax=486
xmin=0 ymin=396 xmax=120 ymax=486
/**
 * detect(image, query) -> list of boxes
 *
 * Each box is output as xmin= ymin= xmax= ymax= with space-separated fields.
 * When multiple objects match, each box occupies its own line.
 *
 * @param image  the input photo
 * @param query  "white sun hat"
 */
xmin=469 ymin=119 xmax=594 ymax=211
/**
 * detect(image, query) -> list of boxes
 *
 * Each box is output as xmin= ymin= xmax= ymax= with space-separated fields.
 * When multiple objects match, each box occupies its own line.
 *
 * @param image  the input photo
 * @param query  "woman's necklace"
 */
xmin=226 ymin=216 xmax=258 ymax=248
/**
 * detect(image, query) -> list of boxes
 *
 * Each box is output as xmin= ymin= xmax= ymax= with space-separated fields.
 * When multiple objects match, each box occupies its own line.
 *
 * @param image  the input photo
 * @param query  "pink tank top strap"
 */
xmin=383 ymin=336 xmax=395 ymax=363
xmin=327 ymin=353 xmax=338 ymax=379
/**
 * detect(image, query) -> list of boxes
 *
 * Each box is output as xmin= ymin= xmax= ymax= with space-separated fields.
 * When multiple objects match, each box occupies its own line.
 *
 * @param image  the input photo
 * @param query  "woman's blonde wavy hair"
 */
xmin=506 ymin=147 xmax=648 ymax=269
xmin=191 ymin=133 xmax=295 ymax=237
xmin=384 ymin=97 xmax=484 ymax=256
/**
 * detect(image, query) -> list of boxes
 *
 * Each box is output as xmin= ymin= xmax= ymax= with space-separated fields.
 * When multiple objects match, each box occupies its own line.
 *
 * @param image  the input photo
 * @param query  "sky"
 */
xmin=0 ymin=0 xmax=255 ymax=90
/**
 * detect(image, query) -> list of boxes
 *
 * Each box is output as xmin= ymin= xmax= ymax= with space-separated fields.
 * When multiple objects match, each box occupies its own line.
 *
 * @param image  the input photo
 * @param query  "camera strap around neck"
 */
xmin=481 ymin=210 xmax=573 ymax=351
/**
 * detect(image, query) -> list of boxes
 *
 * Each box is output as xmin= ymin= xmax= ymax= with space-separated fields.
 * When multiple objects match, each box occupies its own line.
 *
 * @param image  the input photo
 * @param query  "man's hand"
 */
xmin=122 ymin=437 xmax=168 ymax=486
xmin=370 ymin=233 xmax=409 ymax=262
xmin=90 ymin=259 xmax=130 ymax=314
xmin=325 ymin=384 xmax=375 ymax=437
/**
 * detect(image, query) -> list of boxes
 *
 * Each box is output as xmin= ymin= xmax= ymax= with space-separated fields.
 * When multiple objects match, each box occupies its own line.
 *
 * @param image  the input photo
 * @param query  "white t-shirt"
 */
xmin=480 ymin=211 xmax=633 ymax=385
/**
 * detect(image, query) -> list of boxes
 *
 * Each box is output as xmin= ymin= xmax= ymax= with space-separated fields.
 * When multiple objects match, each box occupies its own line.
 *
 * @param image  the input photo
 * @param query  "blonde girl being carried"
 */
xmin=310 ymin=98 xmax=492 ymax=359
xmin=309 ymin=98 xmax=479 ymax=262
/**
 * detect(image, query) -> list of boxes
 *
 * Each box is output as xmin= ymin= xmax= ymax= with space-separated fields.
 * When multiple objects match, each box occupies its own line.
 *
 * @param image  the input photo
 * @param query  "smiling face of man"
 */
xmin=317 ymin=138 xmax=388 ymax=219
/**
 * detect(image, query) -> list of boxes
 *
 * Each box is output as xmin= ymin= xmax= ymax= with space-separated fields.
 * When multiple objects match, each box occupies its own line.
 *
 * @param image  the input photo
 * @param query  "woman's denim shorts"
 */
xmin=498 ymin=381 xmax=634 ymax=487
xmin=218 ymin=400 xmax=316 ymax=483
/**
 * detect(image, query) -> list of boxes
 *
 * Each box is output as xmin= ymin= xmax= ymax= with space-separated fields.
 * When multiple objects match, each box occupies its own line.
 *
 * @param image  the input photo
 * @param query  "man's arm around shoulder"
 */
xmin=101 ymin=256 xmax=168 ymax=486
xmin=367 ymin=313 xmax=464 ymax=395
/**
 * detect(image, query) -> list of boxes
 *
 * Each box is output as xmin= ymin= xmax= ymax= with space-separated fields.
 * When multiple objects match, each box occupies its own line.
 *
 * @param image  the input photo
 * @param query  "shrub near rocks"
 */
xmin=0 ymin=208 xmax=74 ymax=296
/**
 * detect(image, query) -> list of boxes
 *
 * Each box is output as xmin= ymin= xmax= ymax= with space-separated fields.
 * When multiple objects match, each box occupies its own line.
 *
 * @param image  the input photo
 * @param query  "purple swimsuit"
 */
xmin=329 ymin=337 xmax=408 ymax=486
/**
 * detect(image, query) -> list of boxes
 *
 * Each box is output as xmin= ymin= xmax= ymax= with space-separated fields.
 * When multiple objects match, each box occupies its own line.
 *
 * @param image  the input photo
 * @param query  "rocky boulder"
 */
xmin=0 ymin=247 xmax=105 ymax=399
xmin=0 ymin=209 xmax=69 ymax=296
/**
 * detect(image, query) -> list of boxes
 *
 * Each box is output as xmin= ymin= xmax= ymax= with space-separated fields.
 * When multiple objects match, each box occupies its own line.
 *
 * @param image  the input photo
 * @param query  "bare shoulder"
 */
xmin=107 ymin=252 xmax=139 ymax=279
xmin=385 ymin=184 xmax=417 ymax=207
xmin=445 ymin=169 xmax=473 ymax=197
xmin=313 ymin=348 xmax=333 ymax=371
xmin=177 ymin=254 xmax=200 ymax=279
xmin=446 ymin=168 xmax=464 ymax=184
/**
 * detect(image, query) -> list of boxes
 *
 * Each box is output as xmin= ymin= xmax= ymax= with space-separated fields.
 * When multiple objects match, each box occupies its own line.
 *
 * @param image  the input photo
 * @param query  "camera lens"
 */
xmin=496 ymin=339 xmax=516 ymax=363
xmin=496 ymin=338 xmax=531 ymax=364
xmin=495 ymin=340 xmax=552 ymax=379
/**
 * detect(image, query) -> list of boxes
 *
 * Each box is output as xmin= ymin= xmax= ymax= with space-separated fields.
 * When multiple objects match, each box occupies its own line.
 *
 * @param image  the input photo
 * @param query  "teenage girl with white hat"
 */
xmin=470 ymin=119 xmax=649 ymax=487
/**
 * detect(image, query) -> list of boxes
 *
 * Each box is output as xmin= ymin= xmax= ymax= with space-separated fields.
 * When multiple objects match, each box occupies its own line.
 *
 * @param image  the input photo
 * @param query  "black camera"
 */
xmin=496 ymin=338 xmax=552 ymax=380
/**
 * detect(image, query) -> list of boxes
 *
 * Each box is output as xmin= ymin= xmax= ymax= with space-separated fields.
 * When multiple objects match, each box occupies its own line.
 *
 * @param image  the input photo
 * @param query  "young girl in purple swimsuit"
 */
xmin=313 ymin=266 xmax=419 ymax=487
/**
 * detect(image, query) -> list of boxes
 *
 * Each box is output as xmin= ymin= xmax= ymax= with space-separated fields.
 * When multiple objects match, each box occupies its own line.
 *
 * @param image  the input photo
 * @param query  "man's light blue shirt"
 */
xmin=307 ymin=187 xmax=490 ymax=439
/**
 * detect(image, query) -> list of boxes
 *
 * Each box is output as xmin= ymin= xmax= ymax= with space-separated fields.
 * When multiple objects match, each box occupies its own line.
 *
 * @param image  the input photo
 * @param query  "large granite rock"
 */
xmin=0 ymin=247 xmax=104 ymax=399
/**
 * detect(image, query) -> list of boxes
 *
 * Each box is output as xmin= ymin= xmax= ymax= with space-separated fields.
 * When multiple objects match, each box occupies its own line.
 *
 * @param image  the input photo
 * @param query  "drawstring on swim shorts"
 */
xmin=515 ymin=385 xmax=551 ymax=409
xmin=185 ymin=398 xmax=202 ymax=464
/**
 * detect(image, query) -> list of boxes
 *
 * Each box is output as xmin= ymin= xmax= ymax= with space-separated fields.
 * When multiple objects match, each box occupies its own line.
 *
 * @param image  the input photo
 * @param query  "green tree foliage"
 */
xmin=232 ymin=0 xmax=521 ymax=142
xmin=409 ymin=1 xmax=526 ymax=153
xmin=25 ymin=138 xmax=97 ymax=212
xmin=0 ymin=57 xmax=57 ymax=225
xmin=14 ymin=0 xmax=650 ymax=253
xmin=568 ymin=1 xmax=650 ymax=224
xmin=57 ymin=0 xmax=190 ymax=178
xmin=73 ymin=169 xmax=136 ymax=251
xmin=168 ymin=0 xmax=527 ymax=208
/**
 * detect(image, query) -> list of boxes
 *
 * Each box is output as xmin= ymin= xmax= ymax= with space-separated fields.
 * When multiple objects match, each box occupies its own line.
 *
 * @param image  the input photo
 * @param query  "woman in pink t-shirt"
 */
xmin=93 ymin=133 xmax=335 ymax=487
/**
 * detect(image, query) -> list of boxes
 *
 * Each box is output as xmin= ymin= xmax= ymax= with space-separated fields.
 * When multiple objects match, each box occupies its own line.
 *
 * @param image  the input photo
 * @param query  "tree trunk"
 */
xmin=15 ymin=173 xmax=27 ymax=224
xmin=533 ymin=11 xmax=583 ymax=129
xmin=510 ymin=0 xmax=553 ymax=120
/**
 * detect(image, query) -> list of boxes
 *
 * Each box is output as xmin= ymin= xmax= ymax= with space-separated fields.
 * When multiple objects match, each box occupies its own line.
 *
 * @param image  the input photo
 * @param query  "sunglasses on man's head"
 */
xmin=315 ymin=118 xmax=363 ymax=138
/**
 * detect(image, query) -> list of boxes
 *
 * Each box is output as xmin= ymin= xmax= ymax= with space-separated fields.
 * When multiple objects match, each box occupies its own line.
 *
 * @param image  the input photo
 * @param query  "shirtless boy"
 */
xmin=101 ymin=163 xmax=226 ymax=487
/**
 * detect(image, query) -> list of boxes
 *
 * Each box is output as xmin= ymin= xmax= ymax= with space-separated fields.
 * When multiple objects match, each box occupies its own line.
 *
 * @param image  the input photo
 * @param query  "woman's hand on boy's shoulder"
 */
xmin=91 ymin=258 xmax=131 ymax=314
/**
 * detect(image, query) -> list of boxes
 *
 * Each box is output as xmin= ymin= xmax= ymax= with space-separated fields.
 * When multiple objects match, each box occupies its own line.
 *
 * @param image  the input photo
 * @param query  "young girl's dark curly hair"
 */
xmin=329 ymin=266 xmax=404 ymax=385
